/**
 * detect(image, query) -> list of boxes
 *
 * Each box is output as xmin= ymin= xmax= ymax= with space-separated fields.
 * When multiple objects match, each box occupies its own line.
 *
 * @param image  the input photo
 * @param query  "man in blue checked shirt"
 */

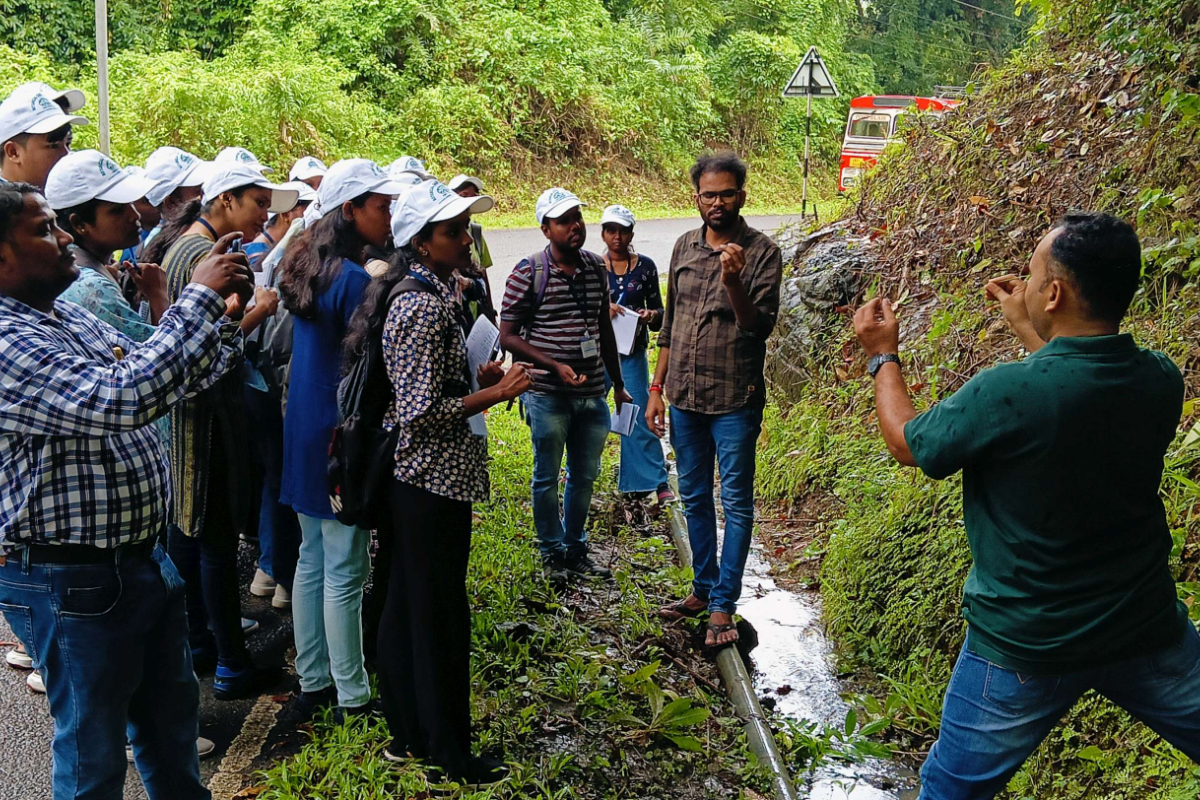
xmin=0 ymin=181 xmax=254 ymax=800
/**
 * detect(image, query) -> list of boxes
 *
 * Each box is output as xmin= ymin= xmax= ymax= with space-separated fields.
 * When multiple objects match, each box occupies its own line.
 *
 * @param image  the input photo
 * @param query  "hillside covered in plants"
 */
xmin=757 ymin=0 xmax=1200 ymax=796
xmin=0 ymin=0 xmax=1026 ymax=212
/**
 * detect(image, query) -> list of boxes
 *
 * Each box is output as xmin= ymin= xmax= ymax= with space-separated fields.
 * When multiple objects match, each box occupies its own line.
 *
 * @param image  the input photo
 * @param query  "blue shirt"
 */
xmin=280 ymin=258 xmax=372 ymax=519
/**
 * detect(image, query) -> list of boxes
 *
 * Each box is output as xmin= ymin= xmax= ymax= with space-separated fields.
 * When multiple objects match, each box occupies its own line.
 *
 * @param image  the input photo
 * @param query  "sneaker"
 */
xmin=127 ymin=737 xmax=215 ymax=763
xmin=27 ymin=671 xmax=45 ymax=694
xmin=562 ymin=552 xmax=612 ymax=580
xmin=241 ymin=617 xmax=260 ymax=635
xmin=6 ymin=646 xmax=33 ymax=670
xmin=250 ymin=568 xmax=276 ymax=597
xmin=656 ymin=484 xmax=676 ymax=505
xmin=272 ymin=584 xmax=292 ymax=610
xmin=462 ymin=756 xmax=510 ymax=790
xmin=294 ymin=686 xmax=337 ymax=721
xmin=541 ymin=557 xmax=571 ymax=587
xmin=212 ymin=662 xmax=280 ymax=701
xmin=333 ymin=700 xmax=379 ymax=725
xmin=383 ymin=743 xmax=414 ymax=764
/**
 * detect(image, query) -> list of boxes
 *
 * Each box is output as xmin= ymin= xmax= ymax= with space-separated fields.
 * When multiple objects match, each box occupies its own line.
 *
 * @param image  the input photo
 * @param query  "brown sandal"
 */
xmin=658 ymin=598 xmax=707 ymax=621
xmin=705 ymin=622 xmax=738 ymax=648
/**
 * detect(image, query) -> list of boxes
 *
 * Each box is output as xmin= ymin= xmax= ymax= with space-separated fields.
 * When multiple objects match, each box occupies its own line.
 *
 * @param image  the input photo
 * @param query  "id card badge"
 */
xmin=580 ymin=337 xmax=599 ymax=358
xmin=468 ymin=413 xmax=487 ymax=438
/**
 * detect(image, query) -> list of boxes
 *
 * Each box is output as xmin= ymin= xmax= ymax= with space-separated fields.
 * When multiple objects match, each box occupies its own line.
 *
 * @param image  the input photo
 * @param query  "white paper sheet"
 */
xmin=465 ymin=314 xmax=501 ymax=391
xmin=610 ymin=403 xmax=641 ymax=436
xmin=611 ymin=306 xmax=640 ymax=356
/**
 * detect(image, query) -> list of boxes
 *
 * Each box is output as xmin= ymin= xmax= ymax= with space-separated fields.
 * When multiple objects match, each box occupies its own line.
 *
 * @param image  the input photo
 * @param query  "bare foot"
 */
xmin=705 ymin=612 xmax=739 ymax=647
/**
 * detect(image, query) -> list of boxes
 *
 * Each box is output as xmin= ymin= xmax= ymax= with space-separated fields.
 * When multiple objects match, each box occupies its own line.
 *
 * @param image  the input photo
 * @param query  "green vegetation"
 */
xmin=253 ymin=407 xmax=884 ymax=798
xmin=1 ymin=0 xmax=1024 ymax=215
xmin=755 ymin=0 xmax=1200 ymax=796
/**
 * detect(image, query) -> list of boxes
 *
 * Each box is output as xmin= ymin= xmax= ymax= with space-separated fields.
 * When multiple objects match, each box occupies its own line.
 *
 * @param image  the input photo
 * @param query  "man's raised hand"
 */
xmin=192 ymin=232 xmax=253 ymax=300
xmin=853 ymin=297 xmax=900 ymax=357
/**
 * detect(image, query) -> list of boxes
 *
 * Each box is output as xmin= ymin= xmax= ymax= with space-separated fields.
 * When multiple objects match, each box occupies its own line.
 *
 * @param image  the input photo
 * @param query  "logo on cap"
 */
xmin=237 ymin=150 xmax=254 ymax=163
xmin=98 ymin=157 xmax=119 ymax=177
xmin=308 ymin=158 xmax=319 ymax=168
xmin=548 ymin=189 xmax=568 ymax=204
xmin=369 ymin=162 xmax=386 ymax=179
xmin=174 ymin=153 xmax=194 ymax=169
xmin=428 ymin=182 xmax=451 ymax=202
xmin=30 ymin=93 xmax=56 ymax=113
xmin=404 ymin=157 xmax=423 ymax=170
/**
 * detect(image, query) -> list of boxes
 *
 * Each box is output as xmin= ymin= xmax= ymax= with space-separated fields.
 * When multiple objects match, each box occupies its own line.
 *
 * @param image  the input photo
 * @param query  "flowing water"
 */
xmin=732 ymin=529 xmax=921 ymax=799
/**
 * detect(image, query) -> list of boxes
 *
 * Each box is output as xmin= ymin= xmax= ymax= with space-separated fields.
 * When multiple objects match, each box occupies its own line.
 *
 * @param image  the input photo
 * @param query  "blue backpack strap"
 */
xmin=530 ymin=248 xmax=551 ymax=310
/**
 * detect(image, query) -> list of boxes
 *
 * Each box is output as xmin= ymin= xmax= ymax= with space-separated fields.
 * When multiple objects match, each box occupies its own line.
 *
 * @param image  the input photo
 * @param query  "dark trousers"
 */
xmin=377 ymin=479 xmax=473 ymax=778
xmin=168 ymin=450 xmax=249 ymax=667
xmin=244 ymin=385 xmax=301 ymax=591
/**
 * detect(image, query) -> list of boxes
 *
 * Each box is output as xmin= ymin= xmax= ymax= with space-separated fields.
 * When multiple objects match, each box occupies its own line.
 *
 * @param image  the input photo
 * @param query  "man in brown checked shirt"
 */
xmin=646 ymin=152 xmax=783 ymax=648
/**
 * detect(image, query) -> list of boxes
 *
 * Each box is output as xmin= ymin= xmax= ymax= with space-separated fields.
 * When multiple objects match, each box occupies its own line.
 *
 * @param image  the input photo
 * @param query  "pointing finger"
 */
xmin=209 ymin=231 xmax=243 ymax=256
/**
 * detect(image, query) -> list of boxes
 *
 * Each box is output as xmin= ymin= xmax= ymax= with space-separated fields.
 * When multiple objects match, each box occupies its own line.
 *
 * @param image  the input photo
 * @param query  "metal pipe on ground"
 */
xmin=664 ymin=476 xmax=801 ymax=800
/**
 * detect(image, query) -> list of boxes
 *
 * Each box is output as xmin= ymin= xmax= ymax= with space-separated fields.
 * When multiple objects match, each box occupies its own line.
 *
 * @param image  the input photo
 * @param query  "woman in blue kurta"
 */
xmin=276 ymin=159 xmax=408 ymax=715
xmin=600 ymin=205 xmax=672 ymax=502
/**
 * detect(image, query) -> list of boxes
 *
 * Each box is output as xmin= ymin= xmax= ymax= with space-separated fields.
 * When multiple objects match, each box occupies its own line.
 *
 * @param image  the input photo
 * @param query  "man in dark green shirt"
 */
xmin=853 ymin=212 xmax=1199 ymax=799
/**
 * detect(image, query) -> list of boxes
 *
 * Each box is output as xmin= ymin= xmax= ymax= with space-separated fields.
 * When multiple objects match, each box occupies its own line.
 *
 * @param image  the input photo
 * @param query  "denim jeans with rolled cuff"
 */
xmin=669 ymin=404 xmax=763 ymax=615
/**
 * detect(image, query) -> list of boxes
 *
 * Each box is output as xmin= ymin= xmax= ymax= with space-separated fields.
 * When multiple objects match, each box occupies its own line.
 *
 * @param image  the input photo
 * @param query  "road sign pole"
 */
xmin=95 ymin=0 xmax=110 ymax=155
xmin=801 ymin=92 xmax=811 ymax=218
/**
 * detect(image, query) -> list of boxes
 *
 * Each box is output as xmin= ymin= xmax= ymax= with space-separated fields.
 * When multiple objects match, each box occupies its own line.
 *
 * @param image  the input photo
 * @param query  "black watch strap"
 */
xmin=868 ymin=353 xmax=901 ymax=377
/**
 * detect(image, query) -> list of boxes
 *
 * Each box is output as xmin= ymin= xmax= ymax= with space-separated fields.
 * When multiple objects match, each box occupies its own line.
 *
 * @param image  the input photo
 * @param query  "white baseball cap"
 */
xmin=600 ymin=204 xmax=635 ymax=229
xmin=45 ymin=150 xmax=158 ymax=210
xmin=280 ymin=180 xmax=318 ymax=205
xmin=21 ymin=81 xmax=86 ymax=113
xmin=0 ymin=82 xmax=89 ymax=147
xmin=215 ymin=146 xmax=273 ymax=174
xmin=143 ymin=146 xmax=211 ymax=207
xmin=447 ymin=174 xmax=483 ymax=193
xmin=289 ymin=156 xmax=327 ymax=182
xmin=387 ymin=156 xmax=433 ymax=182
xmin=391 ymin=179 xmax=495 ymax=248
xmin=311 ymin=159 xmax=411 ymax=221
xmin=201 ymin=163 xmax=299 ymax=213
xmin=535 ymin=187 xmax=586 ymax=225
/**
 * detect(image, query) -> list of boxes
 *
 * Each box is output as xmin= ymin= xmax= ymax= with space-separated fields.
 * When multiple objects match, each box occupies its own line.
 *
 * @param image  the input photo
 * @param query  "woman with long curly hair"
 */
xmin=275 ymin=159 xmax=407 ymax=718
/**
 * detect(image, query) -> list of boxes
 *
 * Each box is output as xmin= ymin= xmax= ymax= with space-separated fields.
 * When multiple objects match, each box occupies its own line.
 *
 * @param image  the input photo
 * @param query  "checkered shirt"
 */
xmin=658 ymin=218 xmax=783 ymax=413
xmin=0 ymin=284 xmax=243 ymax=549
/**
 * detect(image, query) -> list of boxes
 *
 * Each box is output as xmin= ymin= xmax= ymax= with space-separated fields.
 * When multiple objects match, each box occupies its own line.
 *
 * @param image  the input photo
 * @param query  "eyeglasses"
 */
xmin=697 ymin=189 xmax=740 ymax=206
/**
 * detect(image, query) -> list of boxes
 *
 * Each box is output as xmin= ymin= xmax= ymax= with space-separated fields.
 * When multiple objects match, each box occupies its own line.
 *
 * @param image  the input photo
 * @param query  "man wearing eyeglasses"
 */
xmin=646 ymin=152 xmax=783 ymax=649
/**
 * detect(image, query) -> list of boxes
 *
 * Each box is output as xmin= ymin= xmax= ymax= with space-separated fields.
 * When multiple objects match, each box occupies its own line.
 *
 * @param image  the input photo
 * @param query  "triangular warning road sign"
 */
xmin=782 ymin=46 xmax=839 ymax=99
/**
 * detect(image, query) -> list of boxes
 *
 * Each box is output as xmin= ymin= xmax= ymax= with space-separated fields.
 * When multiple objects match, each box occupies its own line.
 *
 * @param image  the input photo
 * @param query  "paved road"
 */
xmin=483 ymin=214 xmax=802 ymax=301
xmin=0 ymin=216 xmax=803 ymax=798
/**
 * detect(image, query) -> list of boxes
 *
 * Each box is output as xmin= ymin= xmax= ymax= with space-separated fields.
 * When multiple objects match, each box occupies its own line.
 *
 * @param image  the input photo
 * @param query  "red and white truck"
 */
xmin=838 ymin=95 xmax=960 ymax=192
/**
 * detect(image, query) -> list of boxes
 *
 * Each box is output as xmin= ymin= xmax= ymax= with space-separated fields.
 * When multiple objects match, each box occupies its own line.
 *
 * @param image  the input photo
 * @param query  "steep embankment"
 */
xmin=758 ymin=1 xmax=1200 ymax=797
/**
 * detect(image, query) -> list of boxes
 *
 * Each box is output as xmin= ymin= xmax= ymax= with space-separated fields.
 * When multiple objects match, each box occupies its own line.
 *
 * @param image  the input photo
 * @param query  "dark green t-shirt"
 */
xmin=904 ymin=334 xmax=1189 ymax=674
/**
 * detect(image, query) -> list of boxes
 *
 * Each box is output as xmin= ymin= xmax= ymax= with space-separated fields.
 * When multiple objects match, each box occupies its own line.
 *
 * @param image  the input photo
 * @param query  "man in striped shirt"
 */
xmin=500 ymin=188 xmax=631 ymax=585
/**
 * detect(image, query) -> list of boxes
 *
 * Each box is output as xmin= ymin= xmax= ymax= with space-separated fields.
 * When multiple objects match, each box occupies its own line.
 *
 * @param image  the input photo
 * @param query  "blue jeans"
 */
xmin=0 ymin=544 xmax=208 ymax=800
xmin=670 ymin=405 xmax=763 ymax=614
xmin=615 ymin=349 xmax=670 ymax=494
xmin=523 ymin=392 xmax=611 ymax=561
xmin=294 ymin=514 xmax=372 ymax=707
xmin=920 ymin=626 xmax=1200 ymax=799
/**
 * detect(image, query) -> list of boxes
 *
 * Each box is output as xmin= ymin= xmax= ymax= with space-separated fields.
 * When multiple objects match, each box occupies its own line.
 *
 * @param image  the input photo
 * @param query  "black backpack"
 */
xmin=328 ymin=277 xmax=436 ymax=529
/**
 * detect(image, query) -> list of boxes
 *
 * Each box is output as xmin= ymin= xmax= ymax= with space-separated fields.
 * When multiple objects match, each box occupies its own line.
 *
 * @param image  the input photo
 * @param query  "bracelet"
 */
xmin=649 ymin=384 xmax=664 ymax=394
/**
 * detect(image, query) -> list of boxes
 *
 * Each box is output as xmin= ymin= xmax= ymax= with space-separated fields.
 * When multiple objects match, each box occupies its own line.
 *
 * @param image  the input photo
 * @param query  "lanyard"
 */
xmin=262 ymin=230 xmax=276 ymax=247
xmin=196 ymin=217 xmax=219 ymax=240
xmin=545 ymin=246 xmax=593 ymax=328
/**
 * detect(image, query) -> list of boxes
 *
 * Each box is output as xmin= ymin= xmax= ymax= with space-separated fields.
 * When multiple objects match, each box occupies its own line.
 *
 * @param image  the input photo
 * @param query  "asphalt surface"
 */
xmin=0 ymin=215 xmax=800 ymax=799
xmin=482 ymin=214 xmax=802 ymax=302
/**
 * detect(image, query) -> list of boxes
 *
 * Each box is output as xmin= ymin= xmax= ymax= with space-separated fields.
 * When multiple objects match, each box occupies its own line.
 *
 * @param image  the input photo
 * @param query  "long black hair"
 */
xmin=141 ymin=186 xmax=253 ymax=265
xmin=341 ymin=221 xmax=435 ymax=372
xmin=277 ymin=194 xmax=371 ymax=320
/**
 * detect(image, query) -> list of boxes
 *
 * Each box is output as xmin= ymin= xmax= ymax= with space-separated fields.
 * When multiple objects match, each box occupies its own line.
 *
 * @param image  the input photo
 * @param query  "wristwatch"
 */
xmin=867 ymin=353 xmax=901 ymax=378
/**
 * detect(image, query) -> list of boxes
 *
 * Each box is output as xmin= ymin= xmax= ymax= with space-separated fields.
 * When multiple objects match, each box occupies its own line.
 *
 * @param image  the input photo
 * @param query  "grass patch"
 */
xmin=253 ymin=407 xmax=773 ymax=799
